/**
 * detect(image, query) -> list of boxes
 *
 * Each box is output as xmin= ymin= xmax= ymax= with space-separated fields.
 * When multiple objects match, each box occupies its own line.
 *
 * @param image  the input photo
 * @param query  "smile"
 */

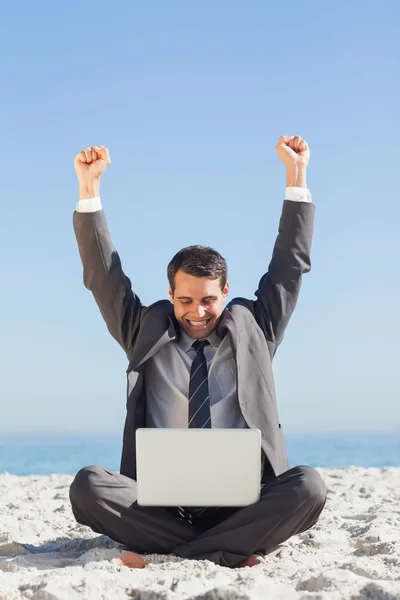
xmin=186 ymin=319 xmax=211 ymax=327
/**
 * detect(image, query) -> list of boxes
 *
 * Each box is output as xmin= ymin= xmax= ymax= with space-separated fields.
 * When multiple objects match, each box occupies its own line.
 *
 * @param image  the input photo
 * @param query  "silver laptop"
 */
xmin=136 ymin=428 xmax=261 ymax=507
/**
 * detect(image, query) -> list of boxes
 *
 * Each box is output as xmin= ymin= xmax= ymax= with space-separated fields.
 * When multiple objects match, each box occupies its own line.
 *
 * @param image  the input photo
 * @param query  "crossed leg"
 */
xmin=69 ymin=464 xmax=326 ymax=568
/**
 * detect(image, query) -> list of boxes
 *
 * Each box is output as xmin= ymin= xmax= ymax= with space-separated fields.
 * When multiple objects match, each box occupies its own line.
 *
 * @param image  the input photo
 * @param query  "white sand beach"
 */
xmin=0 ymin=467 xmax=399 ymax=600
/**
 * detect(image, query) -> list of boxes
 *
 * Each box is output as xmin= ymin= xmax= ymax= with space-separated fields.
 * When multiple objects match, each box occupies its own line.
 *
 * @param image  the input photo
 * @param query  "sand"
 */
xmin=0 ymin=467 xmax=399 ymax=600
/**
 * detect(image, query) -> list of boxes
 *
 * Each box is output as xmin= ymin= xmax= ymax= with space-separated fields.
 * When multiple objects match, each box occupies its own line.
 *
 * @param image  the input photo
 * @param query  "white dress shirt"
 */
xmin=76 ymin=187 xmax=312 ymax=428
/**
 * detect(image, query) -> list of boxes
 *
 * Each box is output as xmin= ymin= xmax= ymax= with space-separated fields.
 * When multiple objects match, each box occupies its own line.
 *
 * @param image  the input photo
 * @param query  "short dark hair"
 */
xmin=167 ymin=245 xmax=228 ymax=292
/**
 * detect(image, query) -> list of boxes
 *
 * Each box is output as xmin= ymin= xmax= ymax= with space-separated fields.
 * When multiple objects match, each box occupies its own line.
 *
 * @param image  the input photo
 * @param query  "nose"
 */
xmin=193 ymin=304 xmax=206 ymax=318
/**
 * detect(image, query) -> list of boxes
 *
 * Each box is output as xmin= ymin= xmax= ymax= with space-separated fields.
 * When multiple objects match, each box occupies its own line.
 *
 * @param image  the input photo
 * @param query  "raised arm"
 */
xmin=73 ymin=146 xmax=142 ymax=355
xmin=254 ymin=136 xmax=315 ymax=346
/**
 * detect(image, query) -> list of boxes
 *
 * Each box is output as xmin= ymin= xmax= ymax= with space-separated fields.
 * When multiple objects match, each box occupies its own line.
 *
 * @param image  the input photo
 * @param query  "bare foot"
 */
xmin=232 ymin=554 xmax=262 ymax=568
xmin=111 ymin=551 xmax=148 ymax=569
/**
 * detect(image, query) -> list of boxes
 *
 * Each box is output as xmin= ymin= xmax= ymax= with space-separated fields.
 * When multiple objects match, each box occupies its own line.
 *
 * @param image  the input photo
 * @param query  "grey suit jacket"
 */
xmin=73 ymin=200 xmax=315 ymax=481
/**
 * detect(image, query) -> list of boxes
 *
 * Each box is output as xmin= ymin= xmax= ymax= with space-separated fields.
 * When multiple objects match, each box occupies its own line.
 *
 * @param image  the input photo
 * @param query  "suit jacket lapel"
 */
xmin=128 ymin=316 xmax=178 ymax=370
xmin=219 ymin=308 xmax=264 ymax=429
xmin=217 ymin=309 xmax=243 ymax=398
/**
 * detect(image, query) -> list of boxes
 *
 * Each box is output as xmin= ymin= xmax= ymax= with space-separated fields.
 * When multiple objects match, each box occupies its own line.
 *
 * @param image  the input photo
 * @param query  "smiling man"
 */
xmin=170 ymin=263 xmax=228 ymax=338
xmin=69 ymin=136 xmax=327 ymax=569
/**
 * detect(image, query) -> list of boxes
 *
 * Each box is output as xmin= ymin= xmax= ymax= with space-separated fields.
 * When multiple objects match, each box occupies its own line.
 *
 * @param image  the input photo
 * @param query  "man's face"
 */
xmin=169 ymin=269 xmax=229 ymax=339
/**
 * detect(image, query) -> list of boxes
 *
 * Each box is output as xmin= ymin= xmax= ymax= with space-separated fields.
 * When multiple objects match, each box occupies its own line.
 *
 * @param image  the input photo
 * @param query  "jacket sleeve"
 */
xmin=73 ymin=210 xmax=143 ymax=354
xmin=253 ymin=200 xmax=315 ymax=346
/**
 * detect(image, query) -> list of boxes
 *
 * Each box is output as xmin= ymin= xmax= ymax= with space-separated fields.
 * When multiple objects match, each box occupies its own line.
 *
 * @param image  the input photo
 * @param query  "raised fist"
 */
xmin=74 ymin=146 xmax=111 ymax=182
xmin=276 ymin=136 xmax=310 ymax=169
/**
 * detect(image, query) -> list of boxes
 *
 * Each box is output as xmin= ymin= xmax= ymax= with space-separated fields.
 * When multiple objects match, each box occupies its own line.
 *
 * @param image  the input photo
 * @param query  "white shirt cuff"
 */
xmin=285 ymin=187 xmax=312 ymax=203
xmin=76 ymin=197 xmax=103 ymax=213
xmin=75 ymin=190 xmax=311 ymax=212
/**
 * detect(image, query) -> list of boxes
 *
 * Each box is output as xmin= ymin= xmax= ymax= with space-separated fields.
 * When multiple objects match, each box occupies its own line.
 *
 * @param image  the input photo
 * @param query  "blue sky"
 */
xmin=0 ymin=1 xmax=399 ymax=436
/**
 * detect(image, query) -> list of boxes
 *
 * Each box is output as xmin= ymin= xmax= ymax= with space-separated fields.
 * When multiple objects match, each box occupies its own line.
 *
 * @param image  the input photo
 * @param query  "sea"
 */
xmin=0 ymin=434 xmax=399 ymax=476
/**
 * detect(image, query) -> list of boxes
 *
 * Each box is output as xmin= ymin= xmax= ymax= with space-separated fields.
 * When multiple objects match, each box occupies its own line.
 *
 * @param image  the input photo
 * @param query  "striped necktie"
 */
xmin=188 ymin=340 xmax=211 ymax=428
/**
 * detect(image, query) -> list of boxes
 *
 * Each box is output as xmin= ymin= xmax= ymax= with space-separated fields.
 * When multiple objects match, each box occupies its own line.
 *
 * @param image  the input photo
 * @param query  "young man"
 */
xmin=69 ymin=136 xmax=326 ymax=569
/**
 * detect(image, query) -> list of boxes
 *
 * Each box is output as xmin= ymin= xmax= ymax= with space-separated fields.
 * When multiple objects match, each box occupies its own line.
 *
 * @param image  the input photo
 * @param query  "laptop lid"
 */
xmin=136 ymin=428 xmax=261 ymax=507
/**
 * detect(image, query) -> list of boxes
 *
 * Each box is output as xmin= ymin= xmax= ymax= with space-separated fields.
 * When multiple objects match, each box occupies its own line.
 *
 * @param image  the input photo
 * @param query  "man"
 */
xmin=69 ymin=136 xmax=326 ymax=569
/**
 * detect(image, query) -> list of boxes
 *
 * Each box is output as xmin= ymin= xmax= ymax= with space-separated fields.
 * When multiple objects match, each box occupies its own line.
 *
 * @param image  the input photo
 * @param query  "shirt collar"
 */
xmin=178 ymin=328 xmax=222 ymax=352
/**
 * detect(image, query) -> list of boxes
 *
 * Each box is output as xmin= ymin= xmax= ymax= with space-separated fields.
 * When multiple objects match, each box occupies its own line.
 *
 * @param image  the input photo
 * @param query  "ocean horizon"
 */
xmin=1 ymin=433 xmax=399 ymax=476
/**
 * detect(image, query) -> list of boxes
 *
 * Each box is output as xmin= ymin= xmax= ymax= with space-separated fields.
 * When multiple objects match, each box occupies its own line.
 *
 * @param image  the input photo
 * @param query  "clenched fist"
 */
xmin=276 ymin=136 xmax=310 ymax=169
xmin=74 ymin=145 xmax=111 ymax=199
xmin=74 ymin=146 xmax=111 ymax=182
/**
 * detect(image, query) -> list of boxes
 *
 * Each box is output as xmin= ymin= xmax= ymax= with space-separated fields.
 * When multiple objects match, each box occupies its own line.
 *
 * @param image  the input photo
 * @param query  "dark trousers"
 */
xmin=69 ymin=464 xmax=326 ymax=567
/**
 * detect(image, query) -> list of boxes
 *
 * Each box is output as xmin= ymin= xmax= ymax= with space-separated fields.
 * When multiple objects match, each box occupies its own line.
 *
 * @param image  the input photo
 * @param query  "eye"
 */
xmin=181 ymin=300 xmax=191 ymax=304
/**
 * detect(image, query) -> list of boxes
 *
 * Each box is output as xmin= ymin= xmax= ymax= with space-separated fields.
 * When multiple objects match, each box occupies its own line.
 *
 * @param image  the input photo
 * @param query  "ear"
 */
xmin=168 ymin=287 xmax=174 ymax=303
xmin=222 ymin=281 xmax=229 ymax=300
